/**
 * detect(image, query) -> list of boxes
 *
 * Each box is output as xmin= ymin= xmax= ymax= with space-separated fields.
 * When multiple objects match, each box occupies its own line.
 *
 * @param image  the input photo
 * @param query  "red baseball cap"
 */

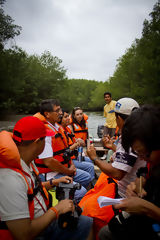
xmin=13 ymin=116 xmax=54 ymax=143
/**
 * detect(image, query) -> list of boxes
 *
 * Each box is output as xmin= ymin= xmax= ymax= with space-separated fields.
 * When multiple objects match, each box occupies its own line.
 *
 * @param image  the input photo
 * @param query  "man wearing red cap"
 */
xmin=0 ymin=116 xmax=93 ymax=240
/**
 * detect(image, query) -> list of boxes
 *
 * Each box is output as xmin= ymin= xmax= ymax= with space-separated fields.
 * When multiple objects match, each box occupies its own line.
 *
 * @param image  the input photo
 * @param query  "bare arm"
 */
xmin=69 ymin=142 xmax=79 ymax=151
xmin=6 ymin=199 xmax=74 ymax=240
xmin=43 ymin=157 xmax=75 ymax=176
xmin=43 ymin=175 xmax=73 ymax=190
xmin=87 ymin=145 xmax=126 ymax=180
xmin=114 ymin=197 xmax=160 ymax=222
xmin=94 ymin=158 xmax=126 ymax=180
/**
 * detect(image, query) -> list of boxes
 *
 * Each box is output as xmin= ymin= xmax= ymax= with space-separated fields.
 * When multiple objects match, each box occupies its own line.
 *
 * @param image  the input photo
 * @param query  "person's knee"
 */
xmin=84 ymin=171 xmax=92 ymax=184
xmin=77 ymin=216 xmax=93 ymax=239
xmin=75 ymin=186 xmax=87 ymax=202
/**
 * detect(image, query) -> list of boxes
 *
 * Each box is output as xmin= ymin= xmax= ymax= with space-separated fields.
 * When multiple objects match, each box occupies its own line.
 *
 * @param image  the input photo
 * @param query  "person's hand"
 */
xmin=76 ymin=138 xmax=85 ymax=147
xmin=52 ymin=176 xmax=73 ymax=186
xmin=55 ymin=199 xmax=75 ymax=215
xmin=113 ymin=197 xmax=147 ymax=214
xmin=113 ymin=197 xmax=149 ymax=215
xmin=110 ymin=155 xmax=114 ymax=163
xmin=68 ymin=164 xmax=76 ymax=176
xmin=102 ymin=135 xmax=113 ymax=149
xmin=126 ymin=180 xmax=147 ymax=198
xmin=87 ymin=144 xmax=97 ymax=160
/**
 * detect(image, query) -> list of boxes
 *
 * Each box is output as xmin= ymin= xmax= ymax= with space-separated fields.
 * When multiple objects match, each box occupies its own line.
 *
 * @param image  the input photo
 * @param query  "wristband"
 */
xmin=50 ymin=207 xmax=59 ymax=219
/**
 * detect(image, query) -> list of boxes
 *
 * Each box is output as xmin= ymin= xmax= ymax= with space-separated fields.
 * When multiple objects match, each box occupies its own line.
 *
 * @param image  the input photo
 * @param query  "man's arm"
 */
xmin=39 ymin=137 xmax=75 ymax=176
xmin=43 ymin=175 xmax=73 ymax=190
xmin=93 ymin=158 xmax=126 ymax=180
xmin=114 ymin=197 xmax=160 ymax=222
xmin=6 ymin=199 xmax=74 ymax=240
xmin=87 ymin=145 xmax=126 ymax=180
xmin=43 ymin=157 xmax=75 ymax=176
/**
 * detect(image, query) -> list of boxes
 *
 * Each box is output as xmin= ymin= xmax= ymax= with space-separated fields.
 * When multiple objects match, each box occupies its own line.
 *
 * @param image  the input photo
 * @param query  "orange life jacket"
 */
xmin=79 ymin=172 xmax=118 ymax=240
xmin=0 ymin=131 xmax=49 ymax=240
xmin=61 ymin=126 xmax=78 ymax=160
xmin=64 ymin=126 xmax=76 ymax=145
xmin=51 ymin=123 xmax=71 ymax=166
xmin=69 ymin=113 xmax=88 ymax=143
xmin=34 ymin=113 xmax=71 ymax=173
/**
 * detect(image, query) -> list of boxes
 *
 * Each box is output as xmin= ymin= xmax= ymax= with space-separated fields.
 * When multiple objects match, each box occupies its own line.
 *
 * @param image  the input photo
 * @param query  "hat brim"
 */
xmin=108 ymin=110 xmax=115 ymax=113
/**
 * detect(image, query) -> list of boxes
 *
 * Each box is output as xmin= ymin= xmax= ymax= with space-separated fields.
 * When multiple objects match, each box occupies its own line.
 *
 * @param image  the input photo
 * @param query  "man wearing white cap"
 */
xmin=87 ymin=97 xmax=146 ymax=197
xmin=80 ymin=98 xmax=146 ymax=238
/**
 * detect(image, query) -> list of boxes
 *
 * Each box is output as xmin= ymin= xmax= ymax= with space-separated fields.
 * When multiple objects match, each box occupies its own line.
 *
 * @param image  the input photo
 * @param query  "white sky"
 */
xmin=4 ymin=0 xmax=157 ymax=81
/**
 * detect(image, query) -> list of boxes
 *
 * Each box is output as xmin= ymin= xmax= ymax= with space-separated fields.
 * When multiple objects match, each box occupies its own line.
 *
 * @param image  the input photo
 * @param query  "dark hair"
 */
xmin=122 ymin=105 xmax=160 ymax=153
xmin=58 ymin=108 xmax=70 ymax=124
xmin=104 ymin=92 xmax=111 ymax=98
xmin=14 ymin=137 xmax=44 ymax=146
xmin=40 ymin=99 xmax=60 ymax=116
xmin=13 ymin=139 xmax=34 ymax=146
xmin=115 ymin=112 xmax=128 ymax=121
xmin=71 ymin=107 xmax=86 ymax=128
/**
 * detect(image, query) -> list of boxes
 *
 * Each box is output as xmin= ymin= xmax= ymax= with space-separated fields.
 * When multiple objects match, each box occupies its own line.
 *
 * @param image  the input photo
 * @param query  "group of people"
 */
xmin=0 ymin=94 xmax=160 ymax=240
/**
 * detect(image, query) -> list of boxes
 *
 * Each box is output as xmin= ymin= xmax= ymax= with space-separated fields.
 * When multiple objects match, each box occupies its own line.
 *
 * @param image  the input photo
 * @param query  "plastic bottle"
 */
xmin=77 ymin=146 xmax=83 ymax=162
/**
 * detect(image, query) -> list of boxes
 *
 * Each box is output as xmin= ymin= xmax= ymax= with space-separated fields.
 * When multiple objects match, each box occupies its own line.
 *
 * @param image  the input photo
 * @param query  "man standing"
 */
xmin=103 ymin=92 xmax=117 ymax=137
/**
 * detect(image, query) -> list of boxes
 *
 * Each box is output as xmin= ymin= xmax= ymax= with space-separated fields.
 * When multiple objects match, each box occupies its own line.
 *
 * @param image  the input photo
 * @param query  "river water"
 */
xmin=0 ymin=112 xmax=105 ymax=138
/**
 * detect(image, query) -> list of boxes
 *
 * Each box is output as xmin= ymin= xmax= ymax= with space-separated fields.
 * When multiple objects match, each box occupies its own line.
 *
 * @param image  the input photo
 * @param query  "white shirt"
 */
xmin=112 ymin=137 xmax=146 ymax=197
xmin=38 ymin=123 xmax=60 ymax=179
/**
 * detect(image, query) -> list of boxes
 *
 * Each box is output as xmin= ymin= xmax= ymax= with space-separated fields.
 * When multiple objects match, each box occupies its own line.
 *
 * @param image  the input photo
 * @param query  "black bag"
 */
xmin=108 ymin=212 xmax=159 ymax=240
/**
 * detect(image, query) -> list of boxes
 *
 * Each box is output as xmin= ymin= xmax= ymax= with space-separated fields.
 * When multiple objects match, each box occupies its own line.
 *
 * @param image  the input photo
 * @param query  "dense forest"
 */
xmin=0 ymin=0 xmax=159 ymax=114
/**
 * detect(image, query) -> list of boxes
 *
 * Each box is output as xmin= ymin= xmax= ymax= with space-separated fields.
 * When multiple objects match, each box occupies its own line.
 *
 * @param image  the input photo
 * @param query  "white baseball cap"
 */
xmin=109 ymin=97 xmax=139 ymax=115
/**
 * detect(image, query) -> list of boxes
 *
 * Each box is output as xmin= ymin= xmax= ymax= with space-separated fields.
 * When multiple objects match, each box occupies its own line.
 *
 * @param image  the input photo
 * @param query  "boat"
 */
xmin=89 ymin=125 xmax=107 ymax=158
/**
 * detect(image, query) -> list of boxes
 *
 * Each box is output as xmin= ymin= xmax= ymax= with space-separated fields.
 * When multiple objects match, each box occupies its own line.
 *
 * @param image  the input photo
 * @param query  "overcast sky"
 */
xmin=4 ymin=0 xmax=156 ymax=81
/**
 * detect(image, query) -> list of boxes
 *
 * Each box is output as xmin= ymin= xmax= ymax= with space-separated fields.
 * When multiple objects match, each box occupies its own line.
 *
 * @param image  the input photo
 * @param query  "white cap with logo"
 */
xmin=109 ymin=97 xmax=139 ymax=115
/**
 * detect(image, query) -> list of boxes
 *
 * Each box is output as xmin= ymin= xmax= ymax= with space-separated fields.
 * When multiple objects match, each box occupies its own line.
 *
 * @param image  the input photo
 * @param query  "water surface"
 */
xmin=0 ymin=112 xmax=105 ymax=138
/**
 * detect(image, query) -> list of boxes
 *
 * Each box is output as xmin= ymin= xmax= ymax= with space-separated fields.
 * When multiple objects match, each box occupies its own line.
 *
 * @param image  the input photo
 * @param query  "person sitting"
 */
xmin=34 ymin=99 xmax=92 ymax=202
xmin=79 ymin=98 xmax=146 ymax=239
xmin=99 ymin=104 xmax=160 ymax=240
xmin=59 ymin=109 xmax=95 ymax=185
xmin=0 ymin=116 xmax=93 ymax=240
xmin=69 ymin=107 xmax=89 ymax=145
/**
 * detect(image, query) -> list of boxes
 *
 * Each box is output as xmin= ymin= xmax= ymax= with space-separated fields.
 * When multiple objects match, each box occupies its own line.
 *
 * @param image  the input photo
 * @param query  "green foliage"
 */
xmin=0 ymin=0 xmax=159 ymax=115
xmin=89 ymin=81 xmax=110 ymax=110
xmin=0 ymin=0 xmax=21 ymax=50
xmin=108 ymin=1 xmax=160 ymax=105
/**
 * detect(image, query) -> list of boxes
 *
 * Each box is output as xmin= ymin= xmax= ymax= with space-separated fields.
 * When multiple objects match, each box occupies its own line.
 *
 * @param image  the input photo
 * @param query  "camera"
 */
xmin=56 ymin=182 xmax=82 ymax=230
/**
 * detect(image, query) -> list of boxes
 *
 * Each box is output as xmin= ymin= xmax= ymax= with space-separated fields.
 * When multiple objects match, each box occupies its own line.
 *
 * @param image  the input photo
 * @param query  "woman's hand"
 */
xmin=87 ymin=144 xmax=97 ymax=160
xmin=76 ymin=138 xmax=85 ymax=147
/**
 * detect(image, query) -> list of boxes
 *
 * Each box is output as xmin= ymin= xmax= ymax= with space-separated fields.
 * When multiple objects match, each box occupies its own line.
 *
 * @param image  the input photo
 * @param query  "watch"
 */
xmin=49 ymin=178 xmax=54 ymax=187
xmin=92 ymin=157 xmax=98 ymax=163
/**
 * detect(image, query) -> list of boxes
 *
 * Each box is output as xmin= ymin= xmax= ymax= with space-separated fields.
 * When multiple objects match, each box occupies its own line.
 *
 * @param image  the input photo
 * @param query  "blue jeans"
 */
xmin=73 ymin=159 xmax=95 ymax=181
xmin=36 ymin=215 xmax=93 ymax=240
xmin=83 ymin=156 xmax=93 ymax=164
